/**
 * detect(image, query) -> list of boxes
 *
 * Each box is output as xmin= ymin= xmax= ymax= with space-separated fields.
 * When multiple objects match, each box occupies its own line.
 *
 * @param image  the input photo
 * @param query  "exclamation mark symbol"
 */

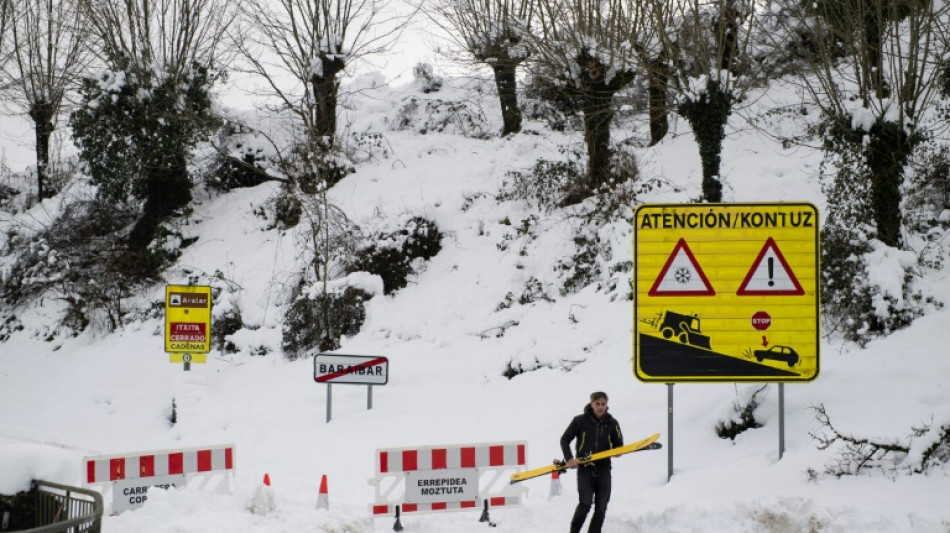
xmin=767 ymin=257 xmax=775 ymax=286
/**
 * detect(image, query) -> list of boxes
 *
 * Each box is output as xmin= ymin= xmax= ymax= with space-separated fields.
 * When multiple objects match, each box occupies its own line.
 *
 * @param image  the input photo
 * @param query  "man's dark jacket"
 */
xmin=560 ymin=404 xmax=624 ymax=469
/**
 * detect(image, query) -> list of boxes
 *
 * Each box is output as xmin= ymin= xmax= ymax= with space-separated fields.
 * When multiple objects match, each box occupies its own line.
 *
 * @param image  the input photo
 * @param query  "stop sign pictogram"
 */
xmin=751 ymin=311 xmax=771 ymax=331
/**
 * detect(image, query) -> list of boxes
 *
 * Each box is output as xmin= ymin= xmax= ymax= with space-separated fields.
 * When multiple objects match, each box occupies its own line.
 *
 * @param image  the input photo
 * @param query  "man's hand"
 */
xmin=566 ymin=458 xmax=580 ymax=469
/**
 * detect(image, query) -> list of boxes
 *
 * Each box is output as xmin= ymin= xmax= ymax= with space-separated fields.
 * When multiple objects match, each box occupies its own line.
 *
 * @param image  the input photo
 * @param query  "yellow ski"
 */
xmin=510 ymin=432 xmax=662 ymax=484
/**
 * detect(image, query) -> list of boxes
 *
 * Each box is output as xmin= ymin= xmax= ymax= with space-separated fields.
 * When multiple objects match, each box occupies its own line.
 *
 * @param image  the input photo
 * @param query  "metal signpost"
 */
xmin=633 ymin=203 xmax=820 ymax=479
xmin=314 ymin=353 xmax=389 ymax=422
xmin=164 ymin=285 xmax=213 ymax=371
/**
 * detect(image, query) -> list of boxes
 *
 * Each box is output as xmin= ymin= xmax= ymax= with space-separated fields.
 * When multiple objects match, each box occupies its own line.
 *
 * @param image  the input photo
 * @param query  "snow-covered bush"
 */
xmin=499 ymin=144 xmax=657 ymax=213
xmin=715 ymin=385 xmax=767 ymax=440
xmin=387 ymin=96 xmax=490 ymax=138
xmin=347 ymin=132 xmax=392 ymax=164
xmin=821 ymin=128 xmax=942 ymax=346
xmin=498 ymin=147 xmax=586 ymax=210
xmin=519 ymin=74 xmax=583 ymax=132
xmin=346 ymin=216 xmax=443 ymax=295
xmin=208 ymin=123 xmax=275 ymax=191
xmin=213 ymin=308 xmax=244 ymax=353
xmin=282 ymin=286 xmax=372 ymax=359
xmin=809 ymin=404 xmax=950 ymax=478
xmin=412 ymin=63 xmax=443 ymax=93
xmin=0 ymin=200 xmax=144 ymax=333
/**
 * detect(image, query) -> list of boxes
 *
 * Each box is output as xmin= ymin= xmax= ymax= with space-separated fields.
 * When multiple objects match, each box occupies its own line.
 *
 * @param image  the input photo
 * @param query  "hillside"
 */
xmin=2 ymin=70 xmax=950 ymax=533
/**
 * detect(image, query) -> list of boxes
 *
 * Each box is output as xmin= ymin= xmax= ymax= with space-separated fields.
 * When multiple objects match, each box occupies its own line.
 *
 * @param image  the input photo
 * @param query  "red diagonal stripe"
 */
xmin=316 ymin=357 xmax=387 ymax=382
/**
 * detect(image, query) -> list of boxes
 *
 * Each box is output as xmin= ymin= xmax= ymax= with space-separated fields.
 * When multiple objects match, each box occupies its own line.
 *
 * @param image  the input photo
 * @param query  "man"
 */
xmin=560 ymin=391 xmax=623 ymax=533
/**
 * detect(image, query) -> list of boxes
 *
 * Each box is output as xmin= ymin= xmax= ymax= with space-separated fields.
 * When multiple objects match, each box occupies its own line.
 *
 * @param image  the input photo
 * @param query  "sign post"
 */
xmin=164 ymin=285 xmax=212 ymax=371
xmin=314 ymin=353 xmax=389 ymax=423
xmin=634 ymin=203 xmax=820 ymax=474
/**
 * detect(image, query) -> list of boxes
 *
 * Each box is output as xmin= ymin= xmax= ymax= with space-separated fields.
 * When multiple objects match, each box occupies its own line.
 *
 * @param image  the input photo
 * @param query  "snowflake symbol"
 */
xmin=674 ymin=267 xmax=692 ymax=284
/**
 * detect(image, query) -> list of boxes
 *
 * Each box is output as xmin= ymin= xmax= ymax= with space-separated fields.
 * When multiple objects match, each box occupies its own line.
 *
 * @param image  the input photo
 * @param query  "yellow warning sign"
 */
xmin=634 ymin=203 xmax=820 ymax=382
xmin=164 ymin=285 xmax=212 ymax=356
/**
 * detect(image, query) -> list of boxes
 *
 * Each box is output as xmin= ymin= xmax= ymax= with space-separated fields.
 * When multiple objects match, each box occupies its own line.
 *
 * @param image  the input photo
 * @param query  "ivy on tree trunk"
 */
xmin=29 ymin=100 xmax=55 ymax=200
xmin=677 ymin=79 xmax=732 ymax=203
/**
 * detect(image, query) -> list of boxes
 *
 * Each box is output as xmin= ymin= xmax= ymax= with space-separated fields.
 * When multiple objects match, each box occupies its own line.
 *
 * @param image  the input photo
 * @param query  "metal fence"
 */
xmin=22 ymin=480 xmax=102 ymax=533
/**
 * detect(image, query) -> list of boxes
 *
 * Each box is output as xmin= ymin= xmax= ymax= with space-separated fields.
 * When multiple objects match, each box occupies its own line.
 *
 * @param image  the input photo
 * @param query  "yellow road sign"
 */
xmin=634 ymin=203 xmax=820 ymax=382
xmin=164 ymin=285 xmax=212 ymax=355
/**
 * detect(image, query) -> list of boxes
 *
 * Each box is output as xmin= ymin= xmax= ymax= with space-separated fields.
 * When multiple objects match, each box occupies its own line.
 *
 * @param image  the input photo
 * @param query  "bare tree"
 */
xmin=239 ymin=0 xmax=405 ymax=142
xmin=236 ymin=0 xmax=405 ymax=345
xmin=643 ymin=0 xmax=760 ymax=202
xmin=4 ymin=0 xmax=90 ymax=200
xmin=529 ymin=0 xmax=645 ymax=204
xmin=427 ymin=0 xmax=535 ymax=135
xmin=771 ymin=0 xmax=950 ymax=247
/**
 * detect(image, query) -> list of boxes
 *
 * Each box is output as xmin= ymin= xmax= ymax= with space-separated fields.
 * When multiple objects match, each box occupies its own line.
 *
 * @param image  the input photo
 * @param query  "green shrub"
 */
xmin=348 ymin=217 xmax=443 ymax=295
xmin=282 ymin=287 xmax=371 ymax=359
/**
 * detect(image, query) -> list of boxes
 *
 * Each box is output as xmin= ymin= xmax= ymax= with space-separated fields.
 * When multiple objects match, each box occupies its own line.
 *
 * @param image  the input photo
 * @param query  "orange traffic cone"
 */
xmin=317 ymin=474 xmax=329 ymax=510
xmin=548 ymin=469 xmax=562 ymax=499
xmin=263 ymin=473 xmax=271 ymax=487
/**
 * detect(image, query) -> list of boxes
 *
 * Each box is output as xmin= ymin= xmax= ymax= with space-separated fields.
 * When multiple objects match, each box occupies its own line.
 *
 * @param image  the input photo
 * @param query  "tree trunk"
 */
xmin=865 ymin=121 xmax=912 ymax=247
xmin=717 ymin=0 xmax=740 ymax=72
xmin=582 ymin=85 xmax=615 ymax=195
xmin=491 ymin=62 xmax=522 ymax=136
xmin=864 ymin=12 xmax=886 ymax=96
xmin=128 ymin=151 xmax=192 ymax=251
xmin=677 ymin=80 xmax=732 ymax=202
xmin=311 ymin=57 xmax=346 ymax=142
xmin=647 ymin=58 xmax=669 ymax=146
xmin=560 ymin=53 xmax=635 ymax=205
xmin=29 ymin=100 xmax=55 ymax=200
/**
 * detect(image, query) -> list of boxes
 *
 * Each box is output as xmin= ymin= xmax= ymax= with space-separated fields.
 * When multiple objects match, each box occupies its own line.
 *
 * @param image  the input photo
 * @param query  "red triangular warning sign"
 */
xmin=736 ymin=238 xmax=804 ymax=295
xmin=648 ymin=238 xmax=715 ymax=296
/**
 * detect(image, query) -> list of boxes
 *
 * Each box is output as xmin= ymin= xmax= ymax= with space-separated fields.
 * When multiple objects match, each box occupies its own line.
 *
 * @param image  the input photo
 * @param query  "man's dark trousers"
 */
xmin=569 ymin=465 xmax=612 ymax=533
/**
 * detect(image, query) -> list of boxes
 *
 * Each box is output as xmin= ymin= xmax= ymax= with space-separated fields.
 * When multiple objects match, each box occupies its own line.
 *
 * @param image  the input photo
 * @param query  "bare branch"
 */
xmin=78 ymin=0 xmax=238 ymax=80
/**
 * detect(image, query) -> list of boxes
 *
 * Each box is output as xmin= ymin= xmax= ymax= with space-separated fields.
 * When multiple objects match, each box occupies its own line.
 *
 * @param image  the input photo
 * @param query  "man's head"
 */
xmin=589 ymin=391 xmax=608 ymax=418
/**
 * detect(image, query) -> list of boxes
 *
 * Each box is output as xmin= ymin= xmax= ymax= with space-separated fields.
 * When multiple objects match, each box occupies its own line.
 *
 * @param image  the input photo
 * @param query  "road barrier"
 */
xmin=83 ymin=444 xmax=234 ymax=513
xmin=369 ymin=441 xmax=527 ymax=529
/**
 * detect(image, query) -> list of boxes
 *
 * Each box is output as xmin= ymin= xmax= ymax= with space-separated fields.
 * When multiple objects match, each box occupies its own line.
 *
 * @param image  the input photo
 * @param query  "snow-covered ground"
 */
xmin=2 ymin=66 xmax=949 ymax=533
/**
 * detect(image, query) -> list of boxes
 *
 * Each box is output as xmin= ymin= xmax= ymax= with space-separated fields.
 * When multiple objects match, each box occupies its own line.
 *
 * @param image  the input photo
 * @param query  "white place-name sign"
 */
xmin=314 ymin=354 xmax=389 ymax=385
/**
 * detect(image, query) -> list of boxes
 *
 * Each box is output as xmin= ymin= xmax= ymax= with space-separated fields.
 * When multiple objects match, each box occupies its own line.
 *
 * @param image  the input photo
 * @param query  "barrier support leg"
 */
xmin=393 ymin=505 xmax=403 ymax=532
xmin=478 ymin=499 xmax=496 ymax=527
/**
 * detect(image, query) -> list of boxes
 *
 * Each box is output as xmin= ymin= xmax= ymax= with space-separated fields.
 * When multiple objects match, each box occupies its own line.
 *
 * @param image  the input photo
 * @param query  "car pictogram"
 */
xmin=753 ymin=345 xmax=799 ymax=367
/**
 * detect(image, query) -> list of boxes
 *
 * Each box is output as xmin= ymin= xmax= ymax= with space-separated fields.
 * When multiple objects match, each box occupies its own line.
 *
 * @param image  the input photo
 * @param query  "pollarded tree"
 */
xmin=643 ymin=0 xmax=761 ymax=202
xmin=5 ymin=0 xmax=90 ymax=200
xmin=529 ymin=0 xmax=646 ymax=204
xmin=427 ymin=0 xmax=535 ymax=135
xmin=237 ymin=0 xmax=405 ymax=349
xmin=771 ymin=0 xmax=950 ymax=248
xmin=72 ymin=0 xmax=236 ymax=251
xmin=239 ymin=0 xmax=405 ymax=143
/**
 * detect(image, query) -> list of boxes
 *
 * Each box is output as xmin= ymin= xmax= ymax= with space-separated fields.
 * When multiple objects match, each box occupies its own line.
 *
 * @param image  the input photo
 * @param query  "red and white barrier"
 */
xmin=369 ymin=441 xmax=527 ymax=519
xmin=83 ymin=444 xmax=235 ymax=513
xmin=85 ymin=445 xmax=234 ymax=483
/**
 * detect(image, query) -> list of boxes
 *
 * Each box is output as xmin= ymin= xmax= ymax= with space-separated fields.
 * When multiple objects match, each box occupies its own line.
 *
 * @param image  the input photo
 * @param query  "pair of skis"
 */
xmin=510 ymin=433 xmax=662 ymax=484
